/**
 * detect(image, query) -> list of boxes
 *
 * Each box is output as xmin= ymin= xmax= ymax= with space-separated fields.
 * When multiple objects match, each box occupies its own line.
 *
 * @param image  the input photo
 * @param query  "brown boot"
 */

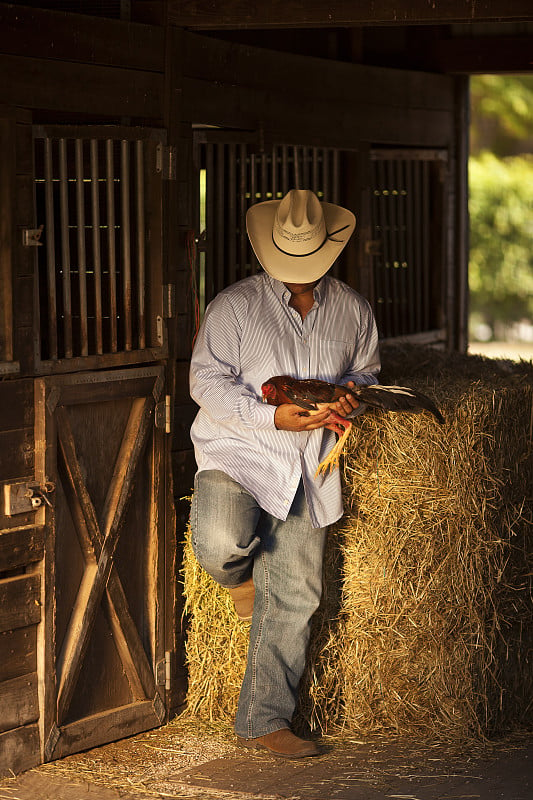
xmin=236 ymin=728 xmax=320 ymax=759
xmin=228 ymin=578 xmax=255 ymax=620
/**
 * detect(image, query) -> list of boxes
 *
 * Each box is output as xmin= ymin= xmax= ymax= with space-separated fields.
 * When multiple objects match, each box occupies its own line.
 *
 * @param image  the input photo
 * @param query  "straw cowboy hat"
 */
xmin=246 ymin=189 xmax=356 ymax=282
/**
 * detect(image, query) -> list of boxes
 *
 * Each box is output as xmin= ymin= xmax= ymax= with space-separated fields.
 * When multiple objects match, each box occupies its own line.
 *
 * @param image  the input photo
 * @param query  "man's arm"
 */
xmin=190 ymin=295 xmax=277 ymax=430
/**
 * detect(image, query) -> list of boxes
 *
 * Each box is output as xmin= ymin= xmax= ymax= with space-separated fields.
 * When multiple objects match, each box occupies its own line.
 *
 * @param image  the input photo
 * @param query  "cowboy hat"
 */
xmin=246 ymin=189 xmax=356 ymax=282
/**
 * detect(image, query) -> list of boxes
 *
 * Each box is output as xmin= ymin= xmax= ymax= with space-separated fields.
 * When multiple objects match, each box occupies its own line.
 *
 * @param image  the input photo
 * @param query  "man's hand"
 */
xmin=330 ymin=381 xmax=360 ymax=417
xmin=274 ymin=404 xmax=331 ymax=432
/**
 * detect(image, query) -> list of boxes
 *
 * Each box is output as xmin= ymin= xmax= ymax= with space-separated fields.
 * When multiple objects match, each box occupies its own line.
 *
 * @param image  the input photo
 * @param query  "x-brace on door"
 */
xmin=34 ymin=366 xmax=168 ymax=761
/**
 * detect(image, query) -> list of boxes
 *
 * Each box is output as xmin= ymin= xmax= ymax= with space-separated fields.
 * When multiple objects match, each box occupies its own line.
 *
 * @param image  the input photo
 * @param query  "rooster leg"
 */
xmin=315 ymin=413 xmax=352 ymax=477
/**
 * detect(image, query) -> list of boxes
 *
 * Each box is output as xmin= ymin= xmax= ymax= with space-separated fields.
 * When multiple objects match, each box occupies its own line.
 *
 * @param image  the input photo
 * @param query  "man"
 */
xmin=189 ymin=189 xmax=380 ymax=758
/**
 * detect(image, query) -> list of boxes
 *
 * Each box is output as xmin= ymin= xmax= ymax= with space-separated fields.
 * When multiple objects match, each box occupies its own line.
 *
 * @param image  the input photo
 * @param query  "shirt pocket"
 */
xmin=313 ymin=337 xmax=353 ymax=382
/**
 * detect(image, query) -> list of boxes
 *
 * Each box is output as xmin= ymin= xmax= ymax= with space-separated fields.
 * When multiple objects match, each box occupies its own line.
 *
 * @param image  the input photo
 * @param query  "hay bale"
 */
xmin=182 ymin=346 xmax=533 ymax=740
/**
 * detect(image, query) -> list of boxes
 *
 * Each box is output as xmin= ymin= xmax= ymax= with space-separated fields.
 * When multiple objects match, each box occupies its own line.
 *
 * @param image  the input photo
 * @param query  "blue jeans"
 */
xmin=190 ymin=469 xmax=327 ymax=739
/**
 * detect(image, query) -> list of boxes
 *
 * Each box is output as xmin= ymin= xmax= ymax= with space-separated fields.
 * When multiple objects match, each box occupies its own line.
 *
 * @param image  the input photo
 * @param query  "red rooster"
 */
xmin=261 ymin=375 xmax=443 ymax=477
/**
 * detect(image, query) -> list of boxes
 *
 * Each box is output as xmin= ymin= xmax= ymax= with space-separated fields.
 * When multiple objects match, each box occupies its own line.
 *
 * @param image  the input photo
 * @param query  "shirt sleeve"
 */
xmin=190 ymin=294 xmax=277 ymax=430
xmin=339 ymin=298 xmax=381 ymax=386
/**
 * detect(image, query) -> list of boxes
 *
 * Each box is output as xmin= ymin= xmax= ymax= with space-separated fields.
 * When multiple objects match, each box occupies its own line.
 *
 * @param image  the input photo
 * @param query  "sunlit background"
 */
xmin=467 ymin=75 xmax=533 ymax=361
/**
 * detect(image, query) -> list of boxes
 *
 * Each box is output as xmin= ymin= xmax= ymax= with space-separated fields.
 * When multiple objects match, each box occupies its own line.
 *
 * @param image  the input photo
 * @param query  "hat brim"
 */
xmin=246 ymin=199 xmax=356 ymax=283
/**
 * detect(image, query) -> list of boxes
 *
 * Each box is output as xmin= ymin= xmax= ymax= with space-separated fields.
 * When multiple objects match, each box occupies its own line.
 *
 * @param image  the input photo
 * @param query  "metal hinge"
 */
xmin=364 ymin=239 xmax=382 ymax=256
xmin=162 ymin=284 xmax=175 ymax=319
xmin=156 ymin=315 xmax=164 ymax=346
xmin=156 ymin=143 xmax=176 ymax=180
xmin=155 ymin=650 xmax=172 ymax=690
xmin=22 ymin=225 xmax=44 ymax=246
xmin=155 ymin=395 xmax=171 ymax=433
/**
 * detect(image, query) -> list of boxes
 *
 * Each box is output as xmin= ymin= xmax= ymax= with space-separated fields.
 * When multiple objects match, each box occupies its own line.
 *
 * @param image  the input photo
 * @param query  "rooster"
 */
xmin=261 ymin=375 xmax=443 ymax=477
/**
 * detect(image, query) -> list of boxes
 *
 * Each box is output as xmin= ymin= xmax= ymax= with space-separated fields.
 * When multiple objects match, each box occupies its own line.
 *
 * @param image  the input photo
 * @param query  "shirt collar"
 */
xmin=266 ymin=274 xmax=328 ymax=306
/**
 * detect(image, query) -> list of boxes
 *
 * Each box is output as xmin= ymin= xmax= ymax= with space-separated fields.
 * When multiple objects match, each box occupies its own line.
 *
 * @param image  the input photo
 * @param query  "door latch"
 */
xmin=4 ymin=480 xmax=55 ymax=515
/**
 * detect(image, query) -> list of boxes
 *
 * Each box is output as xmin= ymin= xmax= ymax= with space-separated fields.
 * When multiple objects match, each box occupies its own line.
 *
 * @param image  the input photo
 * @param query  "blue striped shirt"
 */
xmin=189 ymin=273 xmax=380 ymax=528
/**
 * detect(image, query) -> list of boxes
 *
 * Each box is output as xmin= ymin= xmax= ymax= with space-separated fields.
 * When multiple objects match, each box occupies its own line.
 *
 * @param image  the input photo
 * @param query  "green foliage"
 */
xmin=470 ymin=75 xmax=533 ymax=157
xmin=469 ymin=152 xmax=533 ymax=327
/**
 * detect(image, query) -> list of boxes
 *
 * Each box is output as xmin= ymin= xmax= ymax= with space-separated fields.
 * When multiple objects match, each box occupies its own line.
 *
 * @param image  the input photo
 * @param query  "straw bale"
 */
xmin=182 ymin=346 xmax=533 ymax=740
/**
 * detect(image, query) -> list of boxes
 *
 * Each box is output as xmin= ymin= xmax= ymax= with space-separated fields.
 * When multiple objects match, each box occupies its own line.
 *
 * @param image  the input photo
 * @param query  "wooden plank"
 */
xmin=169 ymin=0 xmax=533 ymax=28
xmin=0 ymin=527 xmax=44 ymax=572
xmin=0 ymin=379 xmax=34 ymax=432
xmin=35 ymin=347 xmax=167 ymax=377
xmin=0 ymin=116 xmax=15 ymax=364
xmin=0 ymin=672 xmax=39 ymax=733
xmin=0 ymin=626 xmax=37 ymax=684
xmin=0 ymin=574 xmax=41 ymax=634
xmin=419 ymin=34 xmax=533 ymax=74
xmin=0 ymin=724 xmax=40 ymax=777
xmin=183 ymin=32 xmax=455 ymax=110
xmin=0 ymin=429 xmax=34 ymax=483
xmin=52 ymin=700 xmax=160 ymax=761
xmin=0 ymin=4 xmax=165 ymax=72
xmin=33 ymin=378 xmax=56 ymax=768
xmin=182 ymin=78 xmax=454 ymax=149
xmin=0 ymin=54 xmax=163 ymax=120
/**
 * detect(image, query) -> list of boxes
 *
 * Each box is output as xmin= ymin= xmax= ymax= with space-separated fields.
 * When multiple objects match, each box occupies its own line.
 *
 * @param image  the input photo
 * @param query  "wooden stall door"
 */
xmin=34 ymin=366 xmax=168 ymax=761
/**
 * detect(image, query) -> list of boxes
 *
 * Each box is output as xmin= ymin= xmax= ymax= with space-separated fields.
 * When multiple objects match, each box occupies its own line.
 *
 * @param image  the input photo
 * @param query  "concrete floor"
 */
xmin=1 ymin=723 xmax=531 ymax=800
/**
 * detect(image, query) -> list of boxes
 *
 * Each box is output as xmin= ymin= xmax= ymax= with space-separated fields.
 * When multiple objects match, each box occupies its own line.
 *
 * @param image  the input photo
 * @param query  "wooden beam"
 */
xmin=181 ymin=34 xmax=455 ymax=147
xmin=0 ymin=4 xmax=164 ymax=72
xmin=427 ymin=35 xmax=533 ymax=74
xmin=0 ymin=54 xmax=163 ymax=119
xmin=183 ymin=32 xmax=454 ymax=110
xmin=0 ymin=672 xmax=39 ymax=734
xmin=0 ymin=724 xmax=40 ymax=777
xmin=168 ymin=0 xmax=533 ymax=29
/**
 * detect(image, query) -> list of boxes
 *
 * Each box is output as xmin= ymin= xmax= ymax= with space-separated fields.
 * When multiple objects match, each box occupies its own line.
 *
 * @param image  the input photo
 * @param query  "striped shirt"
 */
xmin=189 ymin=273 xmax=380 ymax=528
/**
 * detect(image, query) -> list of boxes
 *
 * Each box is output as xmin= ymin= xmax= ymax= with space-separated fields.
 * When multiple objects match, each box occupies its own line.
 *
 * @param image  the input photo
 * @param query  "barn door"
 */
xmin=35 ymin=364 xmax=168 ymax=760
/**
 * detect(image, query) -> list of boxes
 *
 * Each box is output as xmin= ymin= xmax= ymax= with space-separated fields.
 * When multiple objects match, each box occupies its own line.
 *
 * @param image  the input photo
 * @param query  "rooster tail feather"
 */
xmin=356 ymin=384 xmax=444 ymax=424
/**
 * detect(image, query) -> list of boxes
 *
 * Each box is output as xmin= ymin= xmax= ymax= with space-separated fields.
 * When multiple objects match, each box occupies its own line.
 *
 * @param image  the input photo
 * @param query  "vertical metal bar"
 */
xmin=249 ymin=150 xmax=259 ymax=274
xmin=135 ymin=139 xmax=146 ymax=349
xmin=59 ymin=138 xmax=73 ymax=358
xmin=281 ymin=144 xmax=289 ymax=195
xmin=205 ymin=143 xmax=215 ymax=303
xmin=394 ymin=158 xmax=408 ymax=335
xmin=386 ymin=158 xmax=400 ymax=336
xmin=260 ymin=147 xmax=268 ymax=201
xmin=413 ymin=159 xmax=424 ymax=332
xmin=370 ymin=161 xmax=384 ymax=336
xmin=404 ymin=159 xmax=418 ymax=333
xmin=302 ymin=146 xmax=310 ymax=189
xmin=90 ymin=139 xmax=103 ymax=354
xmin=228 ymin=143 xmax=237 ymax=285
xmin=106 ymin=139 xmax=118 ymax=352
xmin=421 ymin=160 xmax=431 ymax=330
xmin=323 ymin=149 xmax=330 ymax=202
xmin=312 ymin=147 xmax=319 ymax=195
xmin=239 ymin=143 xmax=247 ymax=281
xmin=292 ymin=145 xmax=300 ymax=189
xmin=216 ymin=143 xmax=225 ymax=290
xmin=121 ymin=139 xmax=132 ymax=351
xmin=332 ymin=148 xmax=340 ymax=204
xmin=44 ymin=138 xmax=58 ymax=360
xmin=398 ymin=159 xmax=410 ymax=334
xmin=75 ymin=139 xmax=88 ymax=356
xmin=271 ymin=144 xmax=278 ymax=200
xmin=376 ymin=157 xmax=393 ymax=338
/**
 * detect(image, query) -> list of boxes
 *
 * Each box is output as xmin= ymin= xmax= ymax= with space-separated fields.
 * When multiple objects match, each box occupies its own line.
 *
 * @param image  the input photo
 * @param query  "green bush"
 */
xmin=469 ymin=152 xmax=533 ymax=332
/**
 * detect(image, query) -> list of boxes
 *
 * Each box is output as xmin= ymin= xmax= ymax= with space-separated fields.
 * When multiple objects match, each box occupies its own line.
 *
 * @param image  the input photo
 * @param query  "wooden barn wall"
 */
xmin=181 ymin=32 xmax=456 ymax=149
xmin=0 ymin=5 xmax=463 ymax=775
